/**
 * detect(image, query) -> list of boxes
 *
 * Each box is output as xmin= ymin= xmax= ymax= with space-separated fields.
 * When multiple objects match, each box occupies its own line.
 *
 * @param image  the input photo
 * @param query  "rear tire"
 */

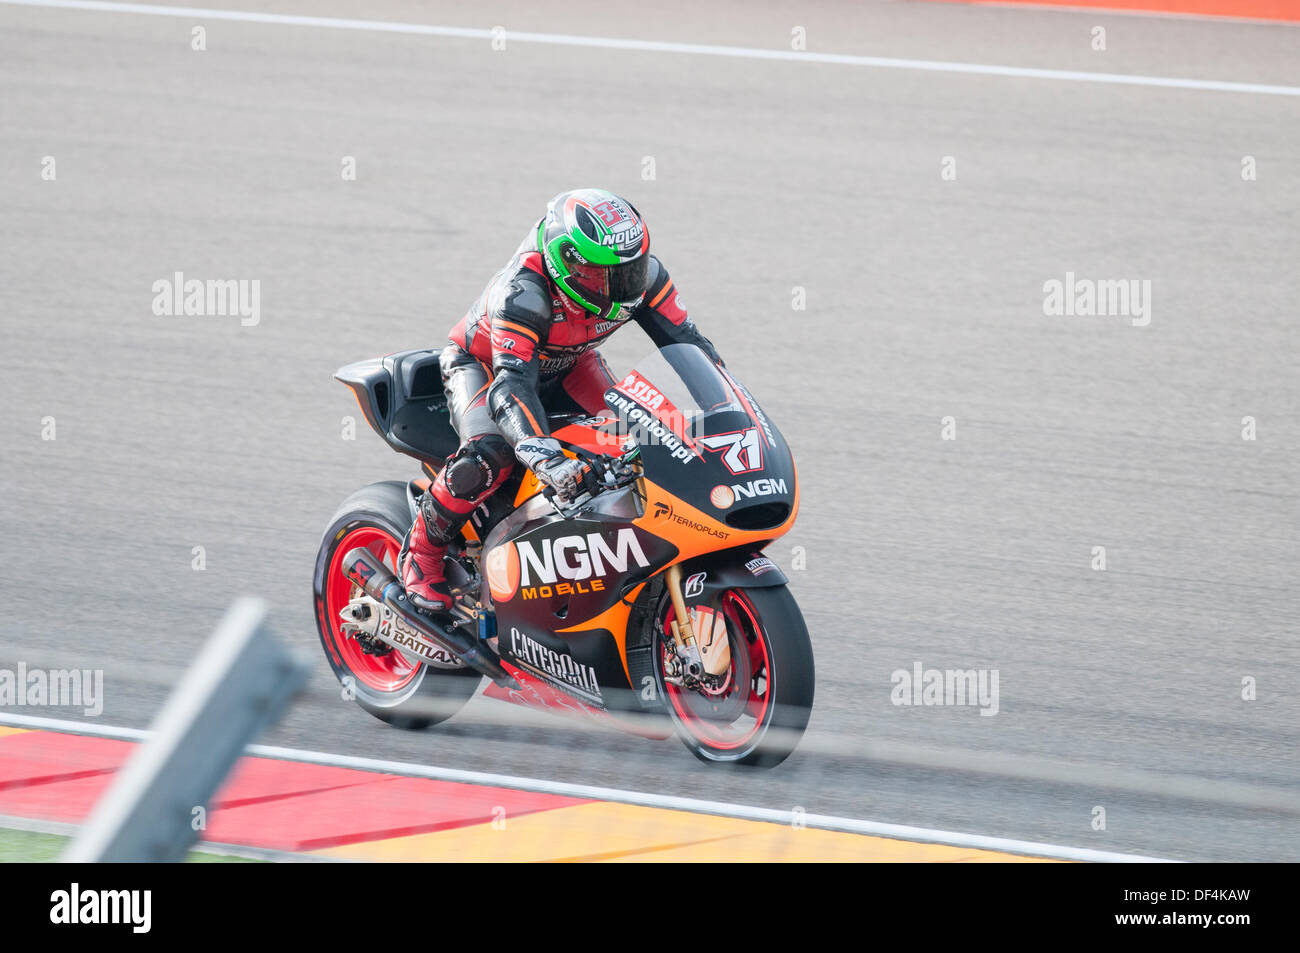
xmin=312 ymin=481 xmax=481 ymax=730
xmin=653 ymin=585 xmax=814 ymax=767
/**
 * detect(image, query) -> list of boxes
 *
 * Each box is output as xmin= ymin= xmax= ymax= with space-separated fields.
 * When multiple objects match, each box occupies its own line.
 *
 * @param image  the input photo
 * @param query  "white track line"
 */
xmin=6 ymin=637 xmax=1293 ymax=813
xmin=2 ymin=0 xmax=1298 ymax=97
xmin=0 ymin=712 xmax=1176 ymax=862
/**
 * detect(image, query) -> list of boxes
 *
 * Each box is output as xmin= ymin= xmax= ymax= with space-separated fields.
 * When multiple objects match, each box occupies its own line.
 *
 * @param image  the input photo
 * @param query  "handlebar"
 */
xmin=542 ymin=447 xmax=642 ymax=518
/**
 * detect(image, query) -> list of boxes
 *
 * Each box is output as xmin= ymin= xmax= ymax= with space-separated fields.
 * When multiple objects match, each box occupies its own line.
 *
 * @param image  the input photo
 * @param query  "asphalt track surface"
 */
xmin=2 ymin=0 xmax=1298 ymax=861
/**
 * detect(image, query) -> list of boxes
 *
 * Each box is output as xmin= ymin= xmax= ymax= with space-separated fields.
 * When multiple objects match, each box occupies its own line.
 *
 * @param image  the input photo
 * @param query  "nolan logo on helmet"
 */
xmin=600 ymin=217 xmax=644 ymax=251
xmin=588 ymin=199 xmax=644 ymax=251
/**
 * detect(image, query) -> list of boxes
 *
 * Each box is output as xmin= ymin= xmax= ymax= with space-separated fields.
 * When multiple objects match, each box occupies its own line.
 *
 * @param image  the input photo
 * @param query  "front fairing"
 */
xmin=607 ymin=345 xmax=799 ymax=564
xmin=475 ymin=345 xmax=798 ymax=711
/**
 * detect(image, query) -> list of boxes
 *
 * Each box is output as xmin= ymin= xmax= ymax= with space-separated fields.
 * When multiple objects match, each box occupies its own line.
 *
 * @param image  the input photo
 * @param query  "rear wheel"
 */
xmin=652 ymin=585 xmax=814 ymax=767
xmin=312 ymin=481 xmax=481 ymax=729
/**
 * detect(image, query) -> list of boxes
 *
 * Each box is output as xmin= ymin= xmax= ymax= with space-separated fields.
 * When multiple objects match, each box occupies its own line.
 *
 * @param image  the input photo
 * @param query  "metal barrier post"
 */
xmin=62 ymin=599 xmax=307 ymax=862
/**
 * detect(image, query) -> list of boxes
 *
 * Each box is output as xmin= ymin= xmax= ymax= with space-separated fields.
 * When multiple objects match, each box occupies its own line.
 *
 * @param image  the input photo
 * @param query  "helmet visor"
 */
xmin=608 ymin=254 xmax=650 ymax=304
xmin=569 ymin=255 xmax=650 ymax=312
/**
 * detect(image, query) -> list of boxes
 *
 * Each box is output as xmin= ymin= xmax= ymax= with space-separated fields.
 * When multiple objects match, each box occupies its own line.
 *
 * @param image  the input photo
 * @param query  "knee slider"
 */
xmin=443 ymin=436 xmax=513 ymax=500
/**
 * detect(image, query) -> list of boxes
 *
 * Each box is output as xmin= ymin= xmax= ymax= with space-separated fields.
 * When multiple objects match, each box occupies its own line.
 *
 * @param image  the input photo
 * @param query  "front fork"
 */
xmin=663 ymin=564 xmax=732 ymax=682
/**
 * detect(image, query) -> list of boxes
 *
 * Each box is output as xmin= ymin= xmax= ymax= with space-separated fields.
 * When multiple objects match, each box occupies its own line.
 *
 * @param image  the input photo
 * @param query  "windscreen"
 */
xmin=610 ymin=344 xmax=741 ymax=433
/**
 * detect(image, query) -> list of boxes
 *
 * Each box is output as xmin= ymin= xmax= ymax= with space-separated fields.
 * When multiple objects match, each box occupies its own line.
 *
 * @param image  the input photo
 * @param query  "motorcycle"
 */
xmin=312 ymin=343 xmax=814 ymax=766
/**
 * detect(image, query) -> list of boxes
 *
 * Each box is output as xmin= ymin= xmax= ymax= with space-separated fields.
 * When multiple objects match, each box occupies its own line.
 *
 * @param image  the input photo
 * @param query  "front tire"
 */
xmin=653 ymin=585 xmax=814 ymax=767
xmin=312 ymin=481 xmax=481 ymax=730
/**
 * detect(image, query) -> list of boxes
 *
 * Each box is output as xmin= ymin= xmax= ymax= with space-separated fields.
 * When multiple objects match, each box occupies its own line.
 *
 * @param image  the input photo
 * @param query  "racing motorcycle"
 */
xmin=312 ymin=343 xmax=814 ymax=766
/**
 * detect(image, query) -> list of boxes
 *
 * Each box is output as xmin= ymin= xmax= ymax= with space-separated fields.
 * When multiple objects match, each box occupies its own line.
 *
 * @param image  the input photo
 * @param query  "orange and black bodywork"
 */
xmin=335 ymin=343 xmax=797 ymax=726
xmin=477 ymin=352 xmax=797 ymax=721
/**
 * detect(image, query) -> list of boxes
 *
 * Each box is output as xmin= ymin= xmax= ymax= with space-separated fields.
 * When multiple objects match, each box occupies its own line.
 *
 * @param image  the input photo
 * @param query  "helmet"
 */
xmin=537 ymin=189 xmax=651 ymax=319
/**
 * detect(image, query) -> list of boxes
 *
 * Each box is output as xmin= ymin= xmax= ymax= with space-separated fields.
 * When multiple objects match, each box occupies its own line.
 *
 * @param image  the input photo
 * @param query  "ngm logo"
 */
xmin=521 ymin=527 xmax=649 ymax=586
xmin=710 ymin=478 xmax=787 ymax=509
xmin=486 ymin=527 xmax=650 ymax=601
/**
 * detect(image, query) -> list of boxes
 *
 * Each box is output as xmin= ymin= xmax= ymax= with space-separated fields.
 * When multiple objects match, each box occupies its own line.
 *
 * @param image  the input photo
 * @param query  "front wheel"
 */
xmin=653 ymin=585 xmax=814 ymax=767
xmin=312 ymin=481 xmax=481 ymax=730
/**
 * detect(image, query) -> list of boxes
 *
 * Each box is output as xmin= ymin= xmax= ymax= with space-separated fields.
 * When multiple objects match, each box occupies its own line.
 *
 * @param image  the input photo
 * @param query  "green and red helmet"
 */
xmin=537 ymin=189 xmax=651 ymax=320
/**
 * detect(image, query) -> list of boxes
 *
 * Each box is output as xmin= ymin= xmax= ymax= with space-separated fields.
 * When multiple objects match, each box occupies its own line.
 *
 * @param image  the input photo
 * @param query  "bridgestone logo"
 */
xmin=517 ymin=527 xmax=649 ymax=586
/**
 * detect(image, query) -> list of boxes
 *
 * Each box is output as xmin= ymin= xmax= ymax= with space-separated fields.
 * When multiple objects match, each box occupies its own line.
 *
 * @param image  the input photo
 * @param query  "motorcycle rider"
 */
xmin=400 ymin=188 xmax=723 ymax=612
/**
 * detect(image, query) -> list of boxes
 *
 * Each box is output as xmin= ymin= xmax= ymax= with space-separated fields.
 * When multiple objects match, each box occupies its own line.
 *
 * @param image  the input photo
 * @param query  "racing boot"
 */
xmin=399 ymin=489 xmax=465 ymax=613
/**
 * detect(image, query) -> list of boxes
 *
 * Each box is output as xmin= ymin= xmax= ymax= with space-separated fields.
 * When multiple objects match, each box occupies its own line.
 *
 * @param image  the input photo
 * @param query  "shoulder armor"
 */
xmin=645 ymin=254 xmax=665 ymax=290
xmin=501 ymin=268 xmax=552 ymax=324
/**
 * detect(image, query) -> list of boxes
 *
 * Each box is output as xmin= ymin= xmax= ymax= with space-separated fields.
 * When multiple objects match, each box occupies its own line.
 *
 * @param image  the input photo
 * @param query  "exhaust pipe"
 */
xmin=341 ymin=547 xmax=515 ymax=686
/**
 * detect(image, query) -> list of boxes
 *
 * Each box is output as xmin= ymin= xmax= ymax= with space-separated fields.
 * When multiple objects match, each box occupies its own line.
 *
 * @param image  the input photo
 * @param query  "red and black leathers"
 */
xmin=401 ymin=226 xmax=721 ymax=612
xmin=453 ymin=230 xmax=720 ymax=448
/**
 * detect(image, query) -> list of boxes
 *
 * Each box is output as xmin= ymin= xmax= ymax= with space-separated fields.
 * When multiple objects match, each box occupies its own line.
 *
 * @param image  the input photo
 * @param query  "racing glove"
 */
xmin=516 ymin=438 xmax=594 ymax=503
